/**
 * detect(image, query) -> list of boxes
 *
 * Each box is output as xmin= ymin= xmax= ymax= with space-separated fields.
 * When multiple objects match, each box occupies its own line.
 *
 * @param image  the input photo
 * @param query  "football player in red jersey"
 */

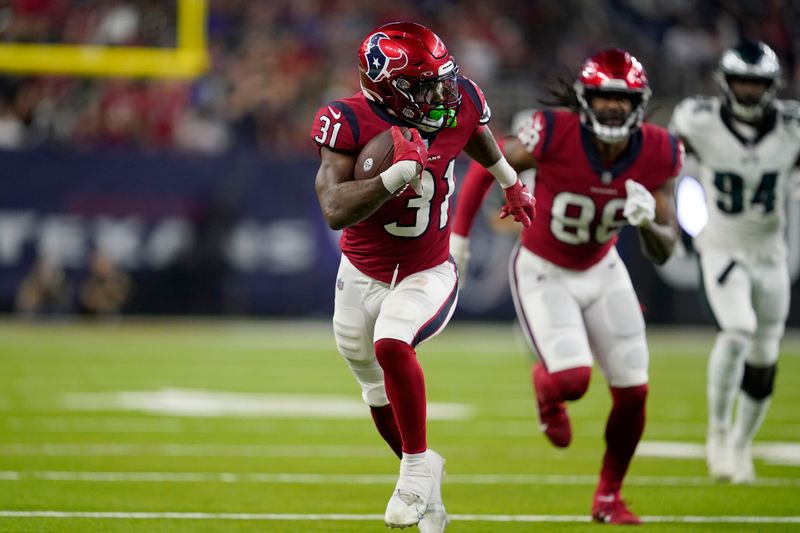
xmin=310 ymin=21 xmax=534 ymax=531
xmin=451 ymin=48 xmax=683 ymax=524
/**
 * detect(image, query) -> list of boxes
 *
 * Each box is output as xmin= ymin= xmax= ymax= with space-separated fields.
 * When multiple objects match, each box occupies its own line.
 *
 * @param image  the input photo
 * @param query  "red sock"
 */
xmin=370 ymin=404 xmax=402 ymax=459
xmin=374 ymin=338 xmax=427 ymax=454
xmin=548 ymin=366 xmax=592 ymax=402
xmin=598 ymin=384 xmax=648 ymax=495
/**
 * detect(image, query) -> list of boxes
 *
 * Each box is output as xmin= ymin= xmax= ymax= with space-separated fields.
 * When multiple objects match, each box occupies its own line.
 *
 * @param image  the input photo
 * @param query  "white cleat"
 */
xmin=419 ymin=503 xmax=449 ymax=533
xmin=418 ymin=450 xmax=448 ymax=533
xmin=384 ymin=490 xmax=427 ymax=528
xmin=731 ymin=445 xmax=756 ymax=485
xmin=384 ymin=451 xmax=435 ymax=528
xmin=706 ymin=426 xmax=734 ymax=481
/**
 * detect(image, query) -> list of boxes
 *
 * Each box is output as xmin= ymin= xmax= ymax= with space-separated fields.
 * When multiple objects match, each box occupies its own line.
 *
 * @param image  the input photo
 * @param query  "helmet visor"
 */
xmin=409 ymin=74 xmax=460 ymax=106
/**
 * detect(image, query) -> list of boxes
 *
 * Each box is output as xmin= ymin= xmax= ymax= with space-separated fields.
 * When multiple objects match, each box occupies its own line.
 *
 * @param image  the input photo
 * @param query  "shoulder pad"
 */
xmin=669 ymin=96 xmax=718 ymax=137
xmin=458 ymin=76 xmax=491 ymax=125
xmin=775 ymin=99 xmax=800 ymax=121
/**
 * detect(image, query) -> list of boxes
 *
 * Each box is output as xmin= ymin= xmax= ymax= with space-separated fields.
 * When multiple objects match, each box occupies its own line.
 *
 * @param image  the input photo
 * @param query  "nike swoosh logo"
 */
xmin=328 ymin=106 xmax=342 ymax=119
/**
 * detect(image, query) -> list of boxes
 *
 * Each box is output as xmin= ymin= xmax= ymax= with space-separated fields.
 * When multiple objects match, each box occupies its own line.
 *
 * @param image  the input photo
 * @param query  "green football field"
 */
xmin=1 ymin=319 xmax=799 ymax=532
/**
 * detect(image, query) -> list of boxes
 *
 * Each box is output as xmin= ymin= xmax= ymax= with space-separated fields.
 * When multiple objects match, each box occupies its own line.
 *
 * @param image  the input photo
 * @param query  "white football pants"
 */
xmin=700 ymin=248 xmax=789 ymax=363
xmin=331 ymin=254 xmax=458 ymax=406
xmin=510 ymin=245 xmax=649 ymax=388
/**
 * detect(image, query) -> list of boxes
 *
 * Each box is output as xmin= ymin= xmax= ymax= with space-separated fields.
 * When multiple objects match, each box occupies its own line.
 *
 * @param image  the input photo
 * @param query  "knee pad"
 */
xmin=552 ymin=366 xmax=592 ymax=401
xmin=749 ymin=334 xmax=781 ymax=366
xmin=333 ymin=314 xmax=373 ymax=362
xmin=346 ymin=357 xmax=388 ymax=406
xmin=333 ymin=316 xmax=387 ymax=406
xmin=741 ymin=363 xmax=776 ymax=400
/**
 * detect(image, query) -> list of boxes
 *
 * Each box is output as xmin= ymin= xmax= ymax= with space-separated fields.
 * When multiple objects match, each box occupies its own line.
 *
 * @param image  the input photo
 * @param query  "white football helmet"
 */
xmin=716 ymin=40 xmax=782 ymax=122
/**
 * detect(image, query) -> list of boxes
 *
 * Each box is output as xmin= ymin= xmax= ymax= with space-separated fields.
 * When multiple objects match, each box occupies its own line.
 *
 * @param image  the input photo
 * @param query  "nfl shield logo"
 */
xmin=337 ymin=277 xmax=344 ymax=290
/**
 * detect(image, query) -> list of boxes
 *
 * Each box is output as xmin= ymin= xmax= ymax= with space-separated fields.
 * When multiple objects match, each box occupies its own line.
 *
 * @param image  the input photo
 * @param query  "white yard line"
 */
xmin=0 ymin=511 xmax=798 ymax=524
xmin=2 ymin=440 xmax=799 ymax=465
xmin=61 ymin=389 xmax=473 ymax=420
xmin=1 ymin=470 xmax=800 ymax=487
xmin=0 ymin=443 xmax=390 ymax=458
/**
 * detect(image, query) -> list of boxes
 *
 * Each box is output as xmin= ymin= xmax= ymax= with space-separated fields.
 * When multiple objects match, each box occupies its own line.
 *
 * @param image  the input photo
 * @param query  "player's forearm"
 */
xmin=463 ymin=125 xmax=503 ymax=168
xmin=637 ymin=221 xmax=677 ymax=265
xmin=317 ymin=177 xmax=392 ymax=230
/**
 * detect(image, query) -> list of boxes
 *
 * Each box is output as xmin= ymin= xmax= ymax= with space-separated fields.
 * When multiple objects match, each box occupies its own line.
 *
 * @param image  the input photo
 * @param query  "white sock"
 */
xmin=732 ymin=393 xmax=771 ymax=450
xmin=401 ymin=451 xmax=428 ymax=468
xmin=397 ymin=451 xmax=432 ymax=498
xmin=708 ymin=331 xmax=751 ymax=429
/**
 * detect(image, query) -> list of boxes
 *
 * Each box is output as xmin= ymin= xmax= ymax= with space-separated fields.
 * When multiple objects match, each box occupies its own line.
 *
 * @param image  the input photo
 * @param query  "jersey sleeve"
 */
xmin=667 ymin=98 xmax=692 ymax=139
xmin=515 ymin=109 xmax=554 ymax=161
xmin=458 ymin=77 xmax=491 ymax=126
xmin=775 ymin=99 xmax=800 ymax=147
xmin=309 ymin=101 xmax=359 ymax=154
xmin=668 ymin=96 xmax=712 ymax=156
xmin=668 ymin=134 xmax=685 ymax=178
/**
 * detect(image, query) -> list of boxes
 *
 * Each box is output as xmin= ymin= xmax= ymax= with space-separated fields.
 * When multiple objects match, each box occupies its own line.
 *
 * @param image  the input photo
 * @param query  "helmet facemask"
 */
xmin=716 ymin=41 xmax=782 ymax=123
xmin=575 ymin=84 xmax=651 ymax=144
xmin=393 ymin=69 xmax=461 ymax=132
xmin=717 ymin=72 xmax=778 ymax=122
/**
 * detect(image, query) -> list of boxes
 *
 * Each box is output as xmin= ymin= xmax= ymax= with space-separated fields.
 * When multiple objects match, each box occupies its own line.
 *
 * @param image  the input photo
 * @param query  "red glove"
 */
xmin=500 ymin=180 xmax=535 ymax=227
xmin=391 ymin=126 xmax=428 ymax=168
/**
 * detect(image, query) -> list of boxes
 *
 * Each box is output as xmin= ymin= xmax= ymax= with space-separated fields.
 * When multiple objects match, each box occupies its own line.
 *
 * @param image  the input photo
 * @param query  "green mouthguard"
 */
xmin=428 ymin=107 xmax=457 ymax=128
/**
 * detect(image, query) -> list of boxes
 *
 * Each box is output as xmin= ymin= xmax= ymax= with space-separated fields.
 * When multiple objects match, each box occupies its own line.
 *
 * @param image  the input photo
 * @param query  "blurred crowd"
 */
xmin=0 ymin=0 xmax=796 ymax=154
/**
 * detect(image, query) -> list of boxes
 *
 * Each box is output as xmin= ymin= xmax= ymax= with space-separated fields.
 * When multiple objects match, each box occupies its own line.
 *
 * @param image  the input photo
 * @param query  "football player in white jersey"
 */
xmin=670 ymin=40 xmax=800 ymax=483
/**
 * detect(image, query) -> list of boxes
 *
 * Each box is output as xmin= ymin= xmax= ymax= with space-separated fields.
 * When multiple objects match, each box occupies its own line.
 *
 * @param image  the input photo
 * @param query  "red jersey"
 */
xmin=452 ymin=110 xmax=682 ymax=271
xmin=311 ymin=77 xmax=490 ymax=283
xmin=519 ymin=110 xmax=681 ymax=269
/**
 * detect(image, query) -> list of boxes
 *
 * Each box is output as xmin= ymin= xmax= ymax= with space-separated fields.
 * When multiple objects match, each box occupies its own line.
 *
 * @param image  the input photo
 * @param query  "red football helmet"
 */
xmin=358 ymin=21 xmax=461 ymax=132
xmin=573 ymin=48 xmax=651 ymax=143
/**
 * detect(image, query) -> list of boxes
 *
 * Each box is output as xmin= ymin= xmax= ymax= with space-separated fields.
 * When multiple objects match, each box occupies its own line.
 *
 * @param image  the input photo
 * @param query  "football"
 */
xmin=353 ymin=127 xmax=410 ymax=180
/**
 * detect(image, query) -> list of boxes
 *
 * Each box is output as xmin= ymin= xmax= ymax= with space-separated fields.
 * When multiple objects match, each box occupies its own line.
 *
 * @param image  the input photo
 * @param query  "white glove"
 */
xmin=449 ymin=234 xmax=471 ymax=288
xmin=623 ymin=179 xmax=656 ymax=227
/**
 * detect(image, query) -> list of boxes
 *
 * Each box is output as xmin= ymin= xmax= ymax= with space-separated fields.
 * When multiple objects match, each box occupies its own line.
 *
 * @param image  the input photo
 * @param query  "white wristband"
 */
xmin=487 ymin=157 xmax=518 ymax=189
xmin=380 ymin=160 xmax=418 ymax=193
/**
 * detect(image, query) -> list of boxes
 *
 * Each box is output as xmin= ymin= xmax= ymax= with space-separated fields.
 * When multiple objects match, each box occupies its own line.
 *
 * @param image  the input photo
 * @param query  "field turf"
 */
xmin=1 ymin=319 xmax=799 ymax=532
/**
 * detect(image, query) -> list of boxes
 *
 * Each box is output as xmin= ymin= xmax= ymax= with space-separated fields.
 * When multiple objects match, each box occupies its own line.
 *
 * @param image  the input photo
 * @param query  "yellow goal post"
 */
xmin=0 ymin=0 xmax=208 ymax=79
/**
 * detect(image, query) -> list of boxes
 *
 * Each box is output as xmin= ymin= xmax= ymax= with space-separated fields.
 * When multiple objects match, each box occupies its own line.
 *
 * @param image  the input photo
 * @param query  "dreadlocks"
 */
xmin=539 ymin=75 xmax=581 ymax=112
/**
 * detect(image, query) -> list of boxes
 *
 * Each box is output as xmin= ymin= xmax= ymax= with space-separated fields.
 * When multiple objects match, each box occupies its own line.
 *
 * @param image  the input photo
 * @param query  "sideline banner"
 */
xmin=1 ymin=148 xmax=797 ymax=325
xmin=0 ymin=148 xmax=338 ymax=315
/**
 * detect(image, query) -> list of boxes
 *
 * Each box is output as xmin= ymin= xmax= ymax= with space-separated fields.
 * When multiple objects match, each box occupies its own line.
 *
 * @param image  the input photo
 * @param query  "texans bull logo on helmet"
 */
xmin=364 ymin=32 xmax=409 ymax=83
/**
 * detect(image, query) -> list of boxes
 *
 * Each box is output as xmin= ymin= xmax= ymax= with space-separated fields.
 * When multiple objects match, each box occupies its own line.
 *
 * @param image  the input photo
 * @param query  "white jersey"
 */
xmin=670 ymin=96 xmax=800 ymax=257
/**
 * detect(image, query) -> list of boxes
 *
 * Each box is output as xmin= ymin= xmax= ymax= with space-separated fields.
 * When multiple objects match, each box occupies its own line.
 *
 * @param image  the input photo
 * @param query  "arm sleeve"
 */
xmin=452 ymin=157 xmax=498 ymax=237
